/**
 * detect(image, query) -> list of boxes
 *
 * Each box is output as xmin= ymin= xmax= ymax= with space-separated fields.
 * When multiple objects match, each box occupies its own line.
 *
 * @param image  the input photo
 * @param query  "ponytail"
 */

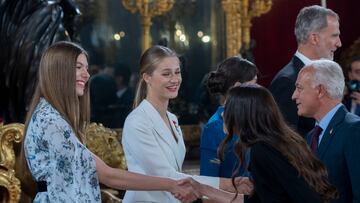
xmin=133 ymin=78 xmax=147 ymax=108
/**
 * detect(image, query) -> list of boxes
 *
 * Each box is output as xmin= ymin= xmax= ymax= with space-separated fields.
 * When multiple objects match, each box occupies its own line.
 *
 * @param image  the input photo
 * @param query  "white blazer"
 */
xmin=122 ymin=99 xmax=219 ymax=203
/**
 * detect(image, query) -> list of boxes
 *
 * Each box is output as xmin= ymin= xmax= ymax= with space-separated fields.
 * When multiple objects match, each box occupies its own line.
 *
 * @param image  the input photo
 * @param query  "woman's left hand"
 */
xmin=220 ymin=177 xmax=253 ymax=194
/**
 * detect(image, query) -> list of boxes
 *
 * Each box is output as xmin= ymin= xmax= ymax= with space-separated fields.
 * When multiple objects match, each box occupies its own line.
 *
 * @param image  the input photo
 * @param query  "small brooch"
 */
xmin=172 ymin=120 xmax=180 ymax=134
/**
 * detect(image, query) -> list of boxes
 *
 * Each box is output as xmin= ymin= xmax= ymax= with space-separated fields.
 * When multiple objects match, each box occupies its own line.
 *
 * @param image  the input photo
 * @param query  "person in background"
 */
xmin=122 ymin=45 xmax=252 ymax=203
xmin=195 ymin=73 xmax=220 ymax=125
xmin=292 ymin=59 xmax=360 ymax=203
xmin=22 ymin=41 xmax=198 ymax=202
xmin=343 ymin=56 xmax=360 ymax=115
xmin=269 ymin=5 xmax=341 ymax=136
xmin=89 ymin=64 xmax=120 ymax=128
xmin=114 ymin=64 xmax=134 ymax=127
xmin=186 ymin=85 xmax=337 ymax=203
xmin=200 ymin=56 xmax=257 ymax=179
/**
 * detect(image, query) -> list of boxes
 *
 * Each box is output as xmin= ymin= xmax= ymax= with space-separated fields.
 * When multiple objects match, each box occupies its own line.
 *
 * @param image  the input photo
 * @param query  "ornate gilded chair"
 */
xmin=85 ymin=123 xmax=127 ymax=202
xmin=0 ymin=123 xmax=24 ymax=203
xmin=0 ymin=121 xmax=126 ymax=203
xmin=85 ymin=123 xmax=126 ymax=170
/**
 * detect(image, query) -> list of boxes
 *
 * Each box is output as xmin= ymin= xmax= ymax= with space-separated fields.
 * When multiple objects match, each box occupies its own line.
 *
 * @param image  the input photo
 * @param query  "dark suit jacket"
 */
xmin=306 ymin=106 xmax=360 ymax=203
xmin=116 ymin=87 xmax=134 ymax=127
xmin=342 ymin=94 xmax=360 ymax=116
xmin=343 ymin=94 xmax=352 ymax=112
xmin=245 ymin=142 xmax=322 ymax=203
xmin=90 ymin=74 xmax=119 ymax=128
xmin=269 ymin=55 xmax=315 ymax=136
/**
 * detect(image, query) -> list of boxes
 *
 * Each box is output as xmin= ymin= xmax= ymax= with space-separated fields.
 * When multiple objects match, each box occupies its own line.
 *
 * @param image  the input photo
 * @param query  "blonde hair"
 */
xmin=133 ymin=45 xmax=177 ymax=108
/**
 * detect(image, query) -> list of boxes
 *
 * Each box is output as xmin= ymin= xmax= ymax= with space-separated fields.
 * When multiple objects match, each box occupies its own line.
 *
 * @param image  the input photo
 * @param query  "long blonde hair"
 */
xmin=20 ymin=42 xmax=90 ymax=193
xmin=133 ymin=45 xmax=177 ymax=108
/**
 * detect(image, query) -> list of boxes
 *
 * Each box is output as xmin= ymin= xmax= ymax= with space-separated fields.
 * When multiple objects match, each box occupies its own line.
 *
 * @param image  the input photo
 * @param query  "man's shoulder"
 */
xmin=328 ymin=110 xmax=360 ymax=137
xmin=268 ymin=63 xmax=298 ymax=95
xmin=343 ymin=112 xmax=360 ymax=127
xmin=271 ymin=56 xmax=303 ymax=91
xmin=272 ymin=60 xmax=299 ymax=81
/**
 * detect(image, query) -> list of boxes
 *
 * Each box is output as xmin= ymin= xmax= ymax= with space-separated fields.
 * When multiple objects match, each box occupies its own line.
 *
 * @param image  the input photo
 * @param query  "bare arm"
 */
xmin=185 ymin=179 xmax=244 ymax=203
xmin=94 ymin=155 xmax=198 ymax=202
xmin=95 ymin=155 xmax=171 ymax=190
xmin=202 ymin=185 xmax=244 ymax=203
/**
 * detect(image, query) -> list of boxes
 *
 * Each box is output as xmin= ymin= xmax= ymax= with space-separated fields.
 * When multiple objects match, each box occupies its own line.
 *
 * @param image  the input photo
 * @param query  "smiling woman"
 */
xmin=75 ymin=54 xmax=90 ymax=96
xmin=143 ymin=55 xmax=182 ymax=105
xmin=121 ymin=45 xmax=251 ymax=203
xmin=21 ymin=41 xmax=198 ymax=202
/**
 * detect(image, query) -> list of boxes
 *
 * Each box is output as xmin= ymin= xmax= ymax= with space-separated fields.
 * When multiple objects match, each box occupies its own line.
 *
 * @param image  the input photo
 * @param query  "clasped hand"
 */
xmin=221 ymin=177 xmax=253 ymax=195
xmin=171 ymin=177 xmax=253 ymax=202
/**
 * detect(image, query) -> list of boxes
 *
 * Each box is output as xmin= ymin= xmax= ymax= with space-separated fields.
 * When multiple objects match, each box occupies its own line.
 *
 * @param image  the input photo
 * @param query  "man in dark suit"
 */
xmin=269 ymin=5 xmax=342 ymax=136
xmin=292 ymin=59 xmax=360 ymax=203
xmin=114 ymin=65 xmax=134 ymax=127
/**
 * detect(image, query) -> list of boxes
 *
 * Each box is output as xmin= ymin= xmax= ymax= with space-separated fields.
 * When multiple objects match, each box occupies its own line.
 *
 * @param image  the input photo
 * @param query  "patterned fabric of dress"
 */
xmin=24 ymin=98 xmax=101 ymax=203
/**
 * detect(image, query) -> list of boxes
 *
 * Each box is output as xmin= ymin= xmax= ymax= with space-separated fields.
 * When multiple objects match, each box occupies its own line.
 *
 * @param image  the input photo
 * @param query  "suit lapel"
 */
xmin=140 ymin=100 xmax=184 ymax=170
xmin=318 ymin=106 xmax=347 ymax=158
xmin=167 ymin=113 xmax=186 ymax=170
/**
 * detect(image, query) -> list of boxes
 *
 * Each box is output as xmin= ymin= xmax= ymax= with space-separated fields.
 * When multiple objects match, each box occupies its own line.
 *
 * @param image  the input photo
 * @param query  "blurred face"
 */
xmin=144 ymin=56 xmax=182 ymax=101
xmin=75 ymin=53 xmax=90 ymax=96
xmin=314 ymin=16 xmax=341 ymax=60
xmin=349 ymin=61 xmax=360 ymax=81
xmin=292 ymin=69 xmax=321 ymax=118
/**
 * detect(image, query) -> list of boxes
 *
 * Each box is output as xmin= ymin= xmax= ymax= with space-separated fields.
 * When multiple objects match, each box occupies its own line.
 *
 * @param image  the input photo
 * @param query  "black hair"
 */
xmin=207 ymin=56 xmax=257 ymax=96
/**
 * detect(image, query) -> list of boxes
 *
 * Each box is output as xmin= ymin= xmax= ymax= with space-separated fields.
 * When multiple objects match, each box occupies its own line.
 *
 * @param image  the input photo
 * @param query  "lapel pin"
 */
xmin=329 ymin=128 xmax=333 ymax=135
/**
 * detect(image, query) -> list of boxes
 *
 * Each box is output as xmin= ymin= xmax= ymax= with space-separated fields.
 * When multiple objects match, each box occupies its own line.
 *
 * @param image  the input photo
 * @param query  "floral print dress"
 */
xmin=24 ymin=98 xmax=101 ymax=202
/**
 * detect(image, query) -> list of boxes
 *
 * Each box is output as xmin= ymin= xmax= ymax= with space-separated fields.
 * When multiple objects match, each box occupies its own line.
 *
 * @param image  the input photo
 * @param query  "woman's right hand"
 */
xmin=171 ymin=178 xmax=200 ymax=203
xmin=181 ymin=178 xmax=246 ymax=203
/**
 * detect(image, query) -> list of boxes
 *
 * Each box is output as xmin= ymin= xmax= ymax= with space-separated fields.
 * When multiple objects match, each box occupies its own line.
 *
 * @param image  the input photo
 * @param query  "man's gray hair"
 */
xmin=295 ymin=5 xmax=339 ymax=44
xmin=310 ymin=59 xmax=344 ymax=99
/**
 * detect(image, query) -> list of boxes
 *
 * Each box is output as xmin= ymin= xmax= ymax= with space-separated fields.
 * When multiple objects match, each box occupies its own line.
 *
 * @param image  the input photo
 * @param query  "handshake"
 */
xmin=170 ymin=177 xmax=253 ymax=203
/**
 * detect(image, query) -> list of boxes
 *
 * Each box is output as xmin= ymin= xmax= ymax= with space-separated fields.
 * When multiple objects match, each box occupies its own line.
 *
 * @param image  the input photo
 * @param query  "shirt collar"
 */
xmin=318 ymin=103 xmax=343 ymax=131
xmin=295 ymin=51 xmax=312 ymax=66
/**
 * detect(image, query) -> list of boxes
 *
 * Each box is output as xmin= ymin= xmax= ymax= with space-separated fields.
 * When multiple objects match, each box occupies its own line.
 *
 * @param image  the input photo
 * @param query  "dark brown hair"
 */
xmin=207 ymin=56 xmax=257 ymax=96
xmin=219 ymin=85 xmax=338 ymax=201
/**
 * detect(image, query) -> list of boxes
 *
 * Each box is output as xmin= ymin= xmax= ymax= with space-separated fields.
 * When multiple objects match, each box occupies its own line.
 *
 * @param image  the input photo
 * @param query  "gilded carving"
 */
xmin=0 ymin=123 xmax=24 ymax=203
xmin=122 ymin=0 xmax=174 ymax=52
xmin=85 ymin=123 xmax=127 ymax=170
xmin=221 ymin=0 xmax=272 ymax=57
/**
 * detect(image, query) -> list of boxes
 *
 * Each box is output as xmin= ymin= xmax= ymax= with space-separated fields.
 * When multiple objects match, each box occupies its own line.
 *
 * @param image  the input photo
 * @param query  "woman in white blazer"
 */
xmin=122 ymin=45 xmax=251 ymax=202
